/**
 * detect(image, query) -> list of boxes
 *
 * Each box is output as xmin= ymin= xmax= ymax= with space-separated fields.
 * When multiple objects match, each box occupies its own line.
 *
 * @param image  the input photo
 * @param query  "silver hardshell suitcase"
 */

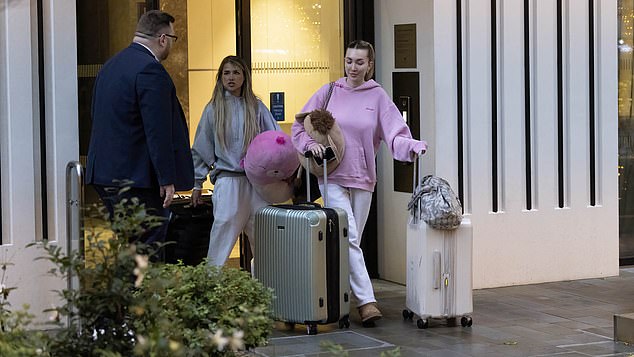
xmin=403 ymin=155 xmax=473 ymax=329
xmin=254 ymin=152 xmax=351 ymax=335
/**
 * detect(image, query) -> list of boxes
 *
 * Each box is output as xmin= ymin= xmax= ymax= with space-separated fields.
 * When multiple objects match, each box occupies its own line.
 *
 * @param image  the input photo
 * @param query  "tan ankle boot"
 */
xmin=358 ymin=302 xmax=382 ymax=323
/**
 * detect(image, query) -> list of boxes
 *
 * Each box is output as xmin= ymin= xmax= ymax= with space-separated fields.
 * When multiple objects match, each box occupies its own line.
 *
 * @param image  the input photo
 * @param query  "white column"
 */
xmin=0 ymin=0 xmax=76 ymax=322
xmin=374 ymin=0 xmax=619 ymax=287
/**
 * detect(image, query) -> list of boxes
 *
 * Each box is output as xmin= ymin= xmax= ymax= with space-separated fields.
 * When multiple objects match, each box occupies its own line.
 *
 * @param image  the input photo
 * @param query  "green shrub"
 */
xmin=0 ymin=191 xmax=273 ymax=356
xmin=37 ymin=199 xmax=161 ymax=356
xmin=0 ymin=262 xmax=50 ymax=356
xmin=134 ymin=262 xmax=274 ymax=356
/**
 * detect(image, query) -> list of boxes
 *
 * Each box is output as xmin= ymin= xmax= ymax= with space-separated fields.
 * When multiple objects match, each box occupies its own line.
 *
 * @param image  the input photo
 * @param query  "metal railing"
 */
xmin=65 ymin=160 xmax=83 ymax=329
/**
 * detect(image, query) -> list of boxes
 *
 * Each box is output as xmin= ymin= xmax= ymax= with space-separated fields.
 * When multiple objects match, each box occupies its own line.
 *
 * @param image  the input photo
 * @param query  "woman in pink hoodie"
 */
xmin=292 ymin=40 xmax=427 ymax=325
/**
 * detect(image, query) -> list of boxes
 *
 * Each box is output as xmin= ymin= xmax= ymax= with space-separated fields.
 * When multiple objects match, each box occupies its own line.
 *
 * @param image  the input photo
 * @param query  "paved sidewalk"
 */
xmin=254 ymin=267 xmax=634 ymax=356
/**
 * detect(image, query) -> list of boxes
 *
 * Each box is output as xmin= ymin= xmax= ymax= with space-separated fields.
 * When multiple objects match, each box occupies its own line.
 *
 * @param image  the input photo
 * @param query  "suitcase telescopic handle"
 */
xmin=303 ymin=151 xmax=329 ymax=206
xmin=413 ymin=153 xmax=423 ymax=191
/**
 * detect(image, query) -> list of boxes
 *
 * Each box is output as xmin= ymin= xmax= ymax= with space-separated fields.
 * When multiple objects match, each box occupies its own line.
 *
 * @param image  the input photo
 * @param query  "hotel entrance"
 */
xmin=76 ymin=0 xmax=378 ymax=273
xmin=77 ymin=0 xmax=345 ymax=191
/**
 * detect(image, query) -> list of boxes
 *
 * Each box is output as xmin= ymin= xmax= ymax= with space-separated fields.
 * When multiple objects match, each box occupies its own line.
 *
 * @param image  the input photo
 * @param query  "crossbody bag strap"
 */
xmin=322 ymin=82 xmax=335 ymax=110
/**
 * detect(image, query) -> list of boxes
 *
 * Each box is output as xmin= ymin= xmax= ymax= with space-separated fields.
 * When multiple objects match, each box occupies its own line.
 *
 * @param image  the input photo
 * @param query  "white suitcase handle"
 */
xmin=412 ymin=153 xmax=424 ymax=192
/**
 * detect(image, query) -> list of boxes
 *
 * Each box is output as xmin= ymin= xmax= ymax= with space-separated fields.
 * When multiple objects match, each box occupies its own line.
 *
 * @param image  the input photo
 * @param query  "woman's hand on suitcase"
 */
xmin=191 ymin=189 xmax=204 ymax=207
xmin=411 ymin=141 xmax=428 ymax=160
xmin=307 ymin=142 xmax=326 ymax=158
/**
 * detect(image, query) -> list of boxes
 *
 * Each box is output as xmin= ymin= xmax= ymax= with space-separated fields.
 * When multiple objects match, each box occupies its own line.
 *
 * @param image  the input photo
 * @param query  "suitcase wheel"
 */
xmin=416 ymin=318 xmax=429 ymax=329
xmin=402 ymin=309 xmax=414 ymax=320
xmin=338 ymin=316 xmax=350 ymax=329
xmin=306 ymin=323 xmax=318 ymax=335
xmin=460 ymin=316 xmax=473 ymax=327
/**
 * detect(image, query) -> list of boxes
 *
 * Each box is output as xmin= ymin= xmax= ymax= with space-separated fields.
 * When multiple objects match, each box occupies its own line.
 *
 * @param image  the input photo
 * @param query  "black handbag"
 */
xmin=291 ymin=167 xmax=321 ymax=203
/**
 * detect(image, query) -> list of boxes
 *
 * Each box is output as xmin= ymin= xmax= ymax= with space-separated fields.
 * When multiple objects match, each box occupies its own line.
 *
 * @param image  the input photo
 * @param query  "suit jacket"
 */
xmin=86 ymin=43 xmax=194 ymax=191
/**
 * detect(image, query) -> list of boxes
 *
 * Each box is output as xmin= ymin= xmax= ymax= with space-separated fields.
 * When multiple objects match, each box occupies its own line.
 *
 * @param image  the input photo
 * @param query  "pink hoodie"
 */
xmin=292 ymin=78 xmax=427 ymax=192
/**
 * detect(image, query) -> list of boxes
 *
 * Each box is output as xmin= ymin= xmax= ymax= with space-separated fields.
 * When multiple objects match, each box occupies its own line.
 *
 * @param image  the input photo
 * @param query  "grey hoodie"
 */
xmin=191 ymin=93 xmax=279 ymax=188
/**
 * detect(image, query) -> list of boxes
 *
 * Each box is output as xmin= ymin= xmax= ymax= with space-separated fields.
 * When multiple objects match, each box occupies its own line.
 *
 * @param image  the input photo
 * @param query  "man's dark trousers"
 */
xmin=93 ymin=184 xmax=169 ymax=247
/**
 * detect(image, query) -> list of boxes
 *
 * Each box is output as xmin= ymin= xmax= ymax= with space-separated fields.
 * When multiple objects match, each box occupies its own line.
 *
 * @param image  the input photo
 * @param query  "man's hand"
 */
xmin=191 ymin=189 xmax=204 ymax=207
xmin=160 ymin=184 xmax=175 ymax=208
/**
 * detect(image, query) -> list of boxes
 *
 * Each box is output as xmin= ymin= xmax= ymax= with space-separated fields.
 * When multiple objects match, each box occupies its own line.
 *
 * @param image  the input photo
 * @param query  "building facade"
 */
xmin=374 ymin=0 xmax=619 ymax=287
xmin=0 ymin=0 xmax=621 ymax=318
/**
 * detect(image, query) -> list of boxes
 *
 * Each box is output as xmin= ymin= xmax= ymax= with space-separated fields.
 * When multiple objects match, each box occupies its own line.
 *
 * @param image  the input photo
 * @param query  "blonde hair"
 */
xmin=209 ymin=56 xmax=260 ymax=152
xmin=346 ymin=40 xmax=375 ymax=81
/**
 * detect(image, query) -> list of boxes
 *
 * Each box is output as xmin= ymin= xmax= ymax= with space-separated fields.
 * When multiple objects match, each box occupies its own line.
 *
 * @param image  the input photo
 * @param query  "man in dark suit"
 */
xmin=86 ymin=10 xmax=194 ymax=244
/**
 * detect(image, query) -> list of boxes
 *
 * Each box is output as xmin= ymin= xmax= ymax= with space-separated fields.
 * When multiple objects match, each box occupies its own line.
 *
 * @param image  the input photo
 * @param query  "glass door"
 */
xmin=77 ymin=0 xmax=346 ymax=268
xmin=619 ymin=0 xmax=634 ymax=264
xmin=77 ymin=0 xmax=236 ymax=195
xmin=250 ymin=0 xmax=344 ymax=134
xmin=176 ymin=0 xmax=237 ymax=145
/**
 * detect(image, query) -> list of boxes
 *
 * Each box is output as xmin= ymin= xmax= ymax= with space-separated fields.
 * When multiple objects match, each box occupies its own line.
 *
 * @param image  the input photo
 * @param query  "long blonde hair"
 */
xmin=209 ymin=56 xmax=260 ymax=152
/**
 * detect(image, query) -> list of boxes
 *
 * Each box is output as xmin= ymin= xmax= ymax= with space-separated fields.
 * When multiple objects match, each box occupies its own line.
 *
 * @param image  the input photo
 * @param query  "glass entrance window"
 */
xmin=619 ymin=0 xmax=634 ymax=263
xmin=250 ymin=0 xmax=343 ymax=133
xmin=180 ymin=0 xmax=343 ymax=174
xmin=164 ymin=0 xmax=343 ymax=142
xmin=76 ymin=0 xmax=344 ymax=267
xmin=166 ymin=0 xmax=236 ymax=149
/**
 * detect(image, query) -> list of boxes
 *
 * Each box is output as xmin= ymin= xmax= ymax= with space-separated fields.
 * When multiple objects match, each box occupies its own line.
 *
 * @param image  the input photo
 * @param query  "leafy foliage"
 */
xmin=134 ymin=262 xmax=274 ymax=356
xmin=38 ymin=199 xmax=161 ymax=356
xmin=1 ymin=192 xmax=273 ymax=356
xmin=0 ymin=262 xmax=51 ymax=357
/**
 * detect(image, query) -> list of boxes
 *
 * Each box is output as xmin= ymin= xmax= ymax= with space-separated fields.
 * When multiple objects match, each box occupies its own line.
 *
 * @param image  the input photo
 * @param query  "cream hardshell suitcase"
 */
xmin=404 ymin=155 xmax=473 ymax=328
xmin=404 ymin=219 xmax=473 ymax=328
xmin=254 ymin=152 xmax=351 ymax=335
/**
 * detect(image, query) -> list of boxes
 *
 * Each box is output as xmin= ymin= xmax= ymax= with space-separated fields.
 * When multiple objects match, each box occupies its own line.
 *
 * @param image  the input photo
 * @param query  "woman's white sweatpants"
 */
xmin=207 ymin=176 xmax=269 ymax=266
xmin=320 ymin=183 xmax=375 ymax=307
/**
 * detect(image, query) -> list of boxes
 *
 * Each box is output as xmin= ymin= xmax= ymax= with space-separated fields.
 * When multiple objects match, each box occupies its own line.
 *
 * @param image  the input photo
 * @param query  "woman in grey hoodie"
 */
xmin=191 ymin=55 xmax=279 ymax=266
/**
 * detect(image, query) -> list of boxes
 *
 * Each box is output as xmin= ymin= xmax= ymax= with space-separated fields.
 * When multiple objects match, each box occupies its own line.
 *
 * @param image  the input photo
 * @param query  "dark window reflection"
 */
xmin=619 ymin=0 xmax=634 ymax=262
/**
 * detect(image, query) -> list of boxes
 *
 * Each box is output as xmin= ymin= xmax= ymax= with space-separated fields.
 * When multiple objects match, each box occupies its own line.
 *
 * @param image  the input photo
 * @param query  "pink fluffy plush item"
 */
xmin=242 ymin=130 xmax=300 ymax=203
